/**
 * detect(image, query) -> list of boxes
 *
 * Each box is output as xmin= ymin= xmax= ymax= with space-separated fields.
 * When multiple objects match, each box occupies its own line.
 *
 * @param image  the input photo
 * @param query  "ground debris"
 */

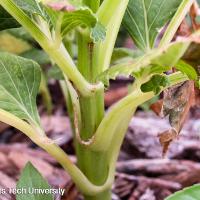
xmin=0 ymin=144 xmax=77 ymax=200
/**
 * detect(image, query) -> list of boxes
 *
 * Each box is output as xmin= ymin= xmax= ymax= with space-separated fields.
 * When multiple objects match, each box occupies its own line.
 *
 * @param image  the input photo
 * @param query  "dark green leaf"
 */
xmin=16 ymin=162 xmax=53 ymax=200
xmin=0 ymin=6 xmax=20 ymax=31
xmin=14 ymin=0 xmax=47 ymax=19
xmin=166 ymin=184 xmax=200 ymax=200
xmin=0 ymin=52 xmax=41 ymax=126
xmin=21 ymin=49 xmax=50 ymax=65
xmin=48 ymin=65 xmax=64 ymax=80
xmin=175 ymin=60 xmax=198 ymax=80
xmin=123 ymin=0 xmax=182 ymax=50
xmin=141 ymin=74 xmax=169 ymax=94
xmin=8 ymin=27 xmax=34 ymax=42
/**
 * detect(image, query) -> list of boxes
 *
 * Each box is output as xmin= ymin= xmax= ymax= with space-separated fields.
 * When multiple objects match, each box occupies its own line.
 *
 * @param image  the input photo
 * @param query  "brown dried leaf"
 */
xmin=159 ymin=81 xmax=195 ymax=156
xmin=150 ymin=100 xmax=163 ymax=116
xmin=158 ymin=128 xmax=178 ymax=157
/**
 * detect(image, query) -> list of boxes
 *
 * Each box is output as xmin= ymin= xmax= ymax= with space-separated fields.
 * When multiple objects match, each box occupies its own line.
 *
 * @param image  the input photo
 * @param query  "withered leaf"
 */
xmin=158 ymin=81 xmax=195 ymax=157
xmin=150 ymin=99 xmax=163 ymax=116
xmin=158 ymin=128 xmax=178 ymax=157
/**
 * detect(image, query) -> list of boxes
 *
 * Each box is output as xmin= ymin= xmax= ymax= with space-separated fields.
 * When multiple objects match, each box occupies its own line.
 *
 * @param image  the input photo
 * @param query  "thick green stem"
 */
xmin=75 ymin=33 xmax=110 ymax=200
xmin=76 ymin=91 xmax=111 ymax=200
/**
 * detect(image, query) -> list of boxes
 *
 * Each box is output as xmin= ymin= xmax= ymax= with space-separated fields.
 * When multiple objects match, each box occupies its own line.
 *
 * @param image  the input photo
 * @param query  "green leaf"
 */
xmin=97 ymin=39 xmax=191 ymax=86
xmin=175 ymin=60 xmax=198 ymax=80
xmin=16 ymin=162 xmax=53 ymax=200
xmin=82 ymin=0 xmax=100 ymax=12
xmin=8 ymin=27 xmax=34 ymax=43
xmin=166 ymin=184 xmax=200 ymax=200
xmin=61 ymin=7 xmax=105 ymax=41
xmin=45 ymin=3 xmax=106 ymax=42
xmin=14 ymin=0 xmax=47 ymax=19
xmin=0 ymin=6 xmax=20 ymax=31
xmin=0 ymin=52 xmax=41 ymax=126
xmin=90 ymin=22 xmax=106 ymax=43
xmin=47 ymin=65 xmax=64 ymax=80
xmin=152 ymin=41 xmax=189 ymax=66
xmin=21 ymin=49 xmax=50 ymax=65
xmin=111 ymin=48 xmax=142 ymax=64
xmin=123 ymin=0 xmax=182 ymax=50
xmin=141 ymin=74 xmax=169 ymax=94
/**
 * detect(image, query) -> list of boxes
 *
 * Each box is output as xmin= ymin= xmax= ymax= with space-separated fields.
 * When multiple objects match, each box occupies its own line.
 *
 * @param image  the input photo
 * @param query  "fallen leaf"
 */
xmin=158 ymin=128 xmax=178 ymax=157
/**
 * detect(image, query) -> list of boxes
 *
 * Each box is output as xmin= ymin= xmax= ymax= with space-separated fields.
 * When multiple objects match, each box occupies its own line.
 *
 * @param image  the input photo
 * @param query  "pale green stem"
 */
xmin=97 ymin=0 xmax=126 ymax=27
xmin=159 ymin=0 xmax=195 ymax=48
xmin=93 ymin=0 xmax=129 ymax=76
